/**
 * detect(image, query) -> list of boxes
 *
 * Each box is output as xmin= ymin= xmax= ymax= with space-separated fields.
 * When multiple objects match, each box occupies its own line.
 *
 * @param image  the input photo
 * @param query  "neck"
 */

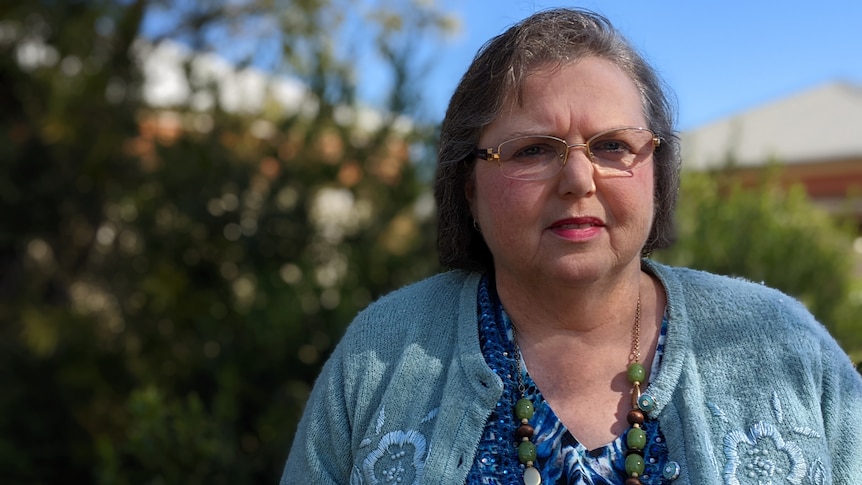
xmin=495 ymin=264 xmax=645 ymax=343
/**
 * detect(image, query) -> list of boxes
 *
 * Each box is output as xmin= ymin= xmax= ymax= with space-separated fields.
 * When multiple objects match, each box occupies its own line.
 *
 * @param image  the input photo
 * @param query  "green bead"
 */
xmin=625 ymin=453 xmax=645 ymax=475
xmin=627 ymin=363 xmax=646 ymax=384
xmin=626 ymin=427 xmax=647 ymax=450
xmin=515 ymin=398 xmax=535 ymax=420
xmin=517 ymin=441 xmax=537 ymax=463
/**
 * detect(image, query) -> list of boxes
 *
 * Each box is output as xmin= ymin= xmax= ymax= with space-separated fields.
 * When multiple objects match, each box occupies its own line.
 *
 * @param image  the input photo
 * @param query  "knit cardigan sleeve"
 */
xmin=280 ymin=321 xmax=355 ymax=483
xmin=280 ymin=270 xmax=495 ymax=485
xmin=820 ymin=329 xmax=862 ymax=479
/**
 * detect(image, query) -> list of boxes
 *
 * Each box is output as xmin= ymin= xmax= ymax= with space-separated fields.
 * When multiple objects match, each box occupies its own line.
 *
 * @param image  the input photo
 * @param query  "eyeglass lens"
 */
xmin=497 ymin=128 xmax=655 ymax=180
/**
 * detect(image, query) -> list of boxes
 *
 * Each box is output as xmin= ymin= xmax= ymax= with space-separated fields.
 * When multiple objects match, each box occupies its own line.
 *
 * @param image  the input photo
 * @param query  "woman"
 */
xmin=282 ymin=8 xmax=862 ymax=484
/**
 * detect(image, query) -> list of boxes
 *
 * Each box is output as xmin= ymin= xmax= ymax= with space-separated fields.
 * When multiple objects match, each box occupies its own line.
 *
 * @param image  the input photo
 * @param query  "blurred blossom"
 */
xmin=240 ymin=215 xmax=258 ymax=236
xmin=223 ymin=222 xmax=242 ymax=241
xmin=120 ymin=201 xmax=138 ymax=222
xmin=69 ymin=280 xmax=124 ymax=334
xmin=105 ymin=79 xmax=126 ymax=104
xmin=16 ymin=39 xmax=58 ymax=71
xmin=280 ymin=263 xmax=302 ymax=285
xmin=96 ymin=223 xmax=117 ymax=246
xmin=207 ymin=198 xmax=225 ymax=216
xmin=333 ymin=105 xmax=354 ymax=126
xmin=190 ymin=90 xmax=215 ymax=111
xmin=259 ymin=156 xmax=281 ymax=178
xmin=119 ymin=230 xmax=142 ymax=255
xmin=370 ymin=138 xmax=408 ymax=184
xmin=60 ymin=55 xmax=82 ymax=76
xmin=192 ymin=112 xmax=214 ymax=132
xmin=26 ymin=238 xmax=55 ymax=271
xmin=316 ymin=129 xmax=345 ymax=164
xmin=310 ymin=187 xmax=366 ymax=243
xmin=0 ymin=21 xmax=19 ymax=46
xmin=337 ymin=161 xmax=363 ymax=187
xmin=276 ymin=186 xmax=299 ymax=211
xmin=320 ymin=288 xmax=341 ymax=309
xmin=232 ymin=274 xmax=257 ymax=308
xmin=314 ymin=254 xmax=348 ymax=288
xmin=250 ymin=119 xmax=276 ymax=139
xmin=221 ymin=192 xmax=239 ymax=211
xmin=380 ymin=212 xmax=417 ymax=256
xmin=243 ymin=187 xmax=265 ymax=211
xmin=413 ymin=191 xmax=435 ymax=221
xmin=155 ymin=205 xmax=177 ymax=229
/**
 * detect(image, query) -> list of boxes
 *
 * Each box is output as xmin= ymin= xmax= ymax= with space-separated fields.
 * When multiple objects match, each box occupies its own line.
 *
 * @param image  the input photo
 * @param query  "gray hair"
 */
xmin=434 ymin=8 xmax=680 ymax=271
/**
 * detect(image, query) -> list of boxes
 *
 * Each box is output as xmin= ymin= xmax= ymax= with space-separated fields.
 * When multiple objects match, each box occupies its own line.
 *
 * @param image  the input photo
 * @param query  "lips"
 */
xmin=549 ymin=217 xmax=605 ymax=229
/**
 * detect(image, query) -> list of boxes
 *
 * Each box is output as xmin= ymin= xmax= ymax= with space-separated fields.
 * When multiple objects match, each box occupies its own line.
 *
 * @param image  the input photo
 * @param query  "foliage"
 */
xmin=0 ymin=0 xmax=450 ymax=483
xmin=654 ymin=168 xmax=862 ymax=361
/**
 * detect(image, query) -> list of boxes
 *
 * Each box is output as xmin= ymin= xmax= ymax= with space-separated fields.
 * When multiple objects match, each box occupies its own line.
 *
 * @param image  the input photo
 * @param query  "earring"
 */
xmin=473 ymin=219 xmax=481 ymax=233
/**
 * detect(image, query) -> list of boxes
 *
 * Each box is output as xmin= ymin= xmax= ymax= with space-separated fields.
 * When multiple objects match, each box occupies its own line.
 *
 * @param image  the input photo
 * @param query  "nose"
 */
xmin=558 ymin=143 xmax=596 ymax=197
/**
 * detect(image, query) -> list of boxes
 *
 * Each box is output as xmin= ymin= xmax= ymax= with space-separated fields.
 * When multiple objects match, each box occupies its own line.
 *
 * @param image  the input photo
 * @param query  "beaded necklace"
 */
xmin=510 ymin=295 xmax=646 ymax=485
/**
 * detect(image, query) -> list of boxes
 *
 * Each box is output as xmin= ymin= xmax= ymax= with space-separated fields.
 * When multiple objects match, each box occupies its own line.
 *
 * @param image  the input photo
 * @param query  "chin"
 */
xmin=550 ymin=254 xmax=638 ymax=283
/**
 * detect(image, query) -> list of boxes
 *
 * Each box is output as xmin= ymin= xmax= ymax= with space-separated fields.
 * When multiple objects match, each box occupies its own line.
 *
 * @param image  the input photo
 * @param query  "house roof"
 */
xmin=680 ymin=82 xmax=862 ymax=170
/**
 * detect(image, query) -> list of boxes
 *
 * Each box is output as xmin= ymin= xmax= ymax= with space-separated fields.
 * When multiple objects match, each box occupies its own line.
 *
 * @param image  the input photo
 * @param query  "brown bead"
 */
xmin=627 ymin=409 xmax=645 ymax=425
xmin=625 ymin=478 xmax=643 ymax=485
xmin=515 ymin=423 xmax=535 ymax=440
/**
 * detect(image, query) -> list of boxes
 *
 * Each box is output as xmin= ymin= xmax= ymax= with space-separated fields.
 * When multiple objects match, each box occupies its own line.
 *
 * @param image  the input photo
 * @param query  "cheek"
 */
xmin=599 ymin=167 xmax=655 ymax=221
xmin=625 ymin=168 xmax=656 ymax=221
xmin=475 ymin=175 xmax=528 ymax=218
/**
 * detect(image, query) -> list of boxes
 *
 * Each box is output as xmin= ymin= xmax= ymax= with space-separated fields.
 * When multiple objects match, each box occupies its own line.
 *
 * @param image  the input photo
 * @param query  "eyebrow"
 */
xmin=485 ymin=132 xmax=561 ymax=145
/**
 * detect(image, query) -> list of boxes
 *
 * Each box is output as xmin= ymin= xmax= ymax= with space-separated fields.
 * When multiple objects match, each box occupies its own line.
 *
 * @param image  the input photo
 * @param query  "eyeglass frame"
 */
xmin=473 ymin=127 xmax=661 ymax=181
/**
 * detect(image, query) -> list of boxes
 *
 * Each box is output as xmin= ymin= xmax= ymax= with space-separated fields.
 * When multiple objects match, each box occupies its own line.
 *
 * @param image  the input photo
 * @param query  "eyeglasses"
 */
xmin=474 ymin=127 xmax=660 ymax=181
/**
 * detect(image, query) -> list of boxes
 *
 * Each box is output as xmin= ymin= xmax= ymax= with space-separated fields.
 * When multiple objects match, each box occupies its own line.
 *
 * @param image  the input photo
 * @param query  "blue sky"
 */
xmin=141 ymin=1 xmax=862 ymax=132
xmin=411 ymin=0 xmax=862 ymax=130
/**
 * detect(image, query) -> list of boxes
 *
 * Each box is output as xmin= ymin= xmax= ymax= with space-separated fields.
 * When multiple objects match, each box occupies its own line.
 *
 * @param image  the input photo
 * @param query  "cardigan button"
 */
xmin=663 ymin=461 xmax=681 ymax=480
xmin=637 ymin=393 xmax=657 ymax=413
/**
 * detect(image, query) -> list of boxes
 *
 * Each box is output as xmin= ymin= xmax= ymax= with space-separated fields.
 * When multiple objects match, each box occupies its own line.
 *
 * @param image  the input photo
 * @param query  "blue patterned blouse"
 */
xmin=466 ymin=276 xmax=670 ymax=484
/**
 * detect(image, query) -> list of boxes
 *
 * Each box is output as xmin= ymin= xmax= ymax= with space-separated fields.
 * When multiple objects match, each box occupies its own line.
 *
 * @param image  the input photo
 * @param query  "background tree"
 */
xmin=0 ymin=0 xmax=451 ymax=483
xmin=654 ymin=168 xmax=862 ymax=362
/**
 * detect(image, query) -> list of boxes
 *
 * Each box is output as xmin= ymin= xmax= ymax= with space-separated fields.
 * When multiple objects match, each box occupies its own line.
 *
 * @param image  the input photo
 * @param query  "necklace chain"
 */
xmin=629 ymin=295 xmax=642 ymax=364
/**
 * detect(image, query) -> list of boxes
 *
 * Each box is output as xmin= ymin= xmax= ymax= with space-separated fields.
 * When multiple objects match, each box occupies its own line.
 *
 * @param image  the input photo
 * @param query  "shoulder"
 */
xmin=360 ymin=270 xmax=476 ymax=314
xmin=644 ymin=259 xmax=816 ymax=329
xmin=352 ymin=270 xmax=478 ymax=326
xmin=338 ymin=270 xmax=481 ymax=353
xmin=642 ymin=259 xmax=846 ymax=373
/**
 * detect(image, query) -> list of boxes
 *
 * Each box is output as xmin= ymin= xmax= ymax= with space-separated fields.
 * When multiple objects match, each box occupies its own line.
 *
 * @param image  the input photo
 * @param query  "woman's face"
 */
xmin=466 ymin=56 xmax=655 ymax=288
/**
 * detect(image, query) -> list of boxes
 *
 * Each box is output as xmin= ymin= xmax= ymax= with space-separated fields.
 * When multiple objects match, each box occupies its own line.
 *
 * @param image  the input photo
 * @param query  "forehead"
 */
xmin=487 ymin=57 xmax=646 ymax=136
xmin=512 ymin=57 xmax=641 ymax=106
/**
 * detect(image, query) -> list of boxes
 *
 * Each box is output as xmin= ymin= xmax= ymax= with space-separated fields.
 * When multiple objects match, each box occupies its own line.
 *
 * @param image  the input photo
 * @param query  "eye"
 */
xmin=513 ymin=143 xmax=558 ymax=159
xmin=591 ymin=139 xmax=632 ymax=154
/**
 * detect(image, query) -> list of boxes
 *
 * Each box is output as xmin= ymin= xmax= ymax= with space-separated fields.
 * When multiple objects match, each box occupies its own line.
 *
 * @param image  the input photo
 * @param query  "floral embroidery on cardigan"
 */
xmin=362 ymin=430 xmax=428 ymax=485
xmin=716 ymin=392 xmax=822 ymax=485
xmin=809 ymin=458 xmax=826 ymax=485
xmin=376 ymin=405 xmax=386 ymax=434
xmin=723 ymin=422 xmax=806 ymax=485
xmin=350 ymin=404 xmax=438 ymax=484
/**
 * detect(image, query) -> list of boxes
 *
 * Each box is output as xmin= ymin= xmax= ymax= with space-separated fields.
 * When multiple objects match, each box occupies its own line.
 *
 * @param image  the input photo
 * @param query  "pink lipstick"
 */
xmin=548 ymin=216 xmax=604 ymax=241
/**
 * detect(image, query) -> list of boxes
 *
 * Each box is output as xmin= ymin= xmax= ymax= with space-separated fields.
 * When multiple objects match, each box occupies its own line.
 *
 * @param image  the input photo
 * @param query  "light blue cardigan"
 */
xmin=282 ymin=260 xmax=862 ymax=484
